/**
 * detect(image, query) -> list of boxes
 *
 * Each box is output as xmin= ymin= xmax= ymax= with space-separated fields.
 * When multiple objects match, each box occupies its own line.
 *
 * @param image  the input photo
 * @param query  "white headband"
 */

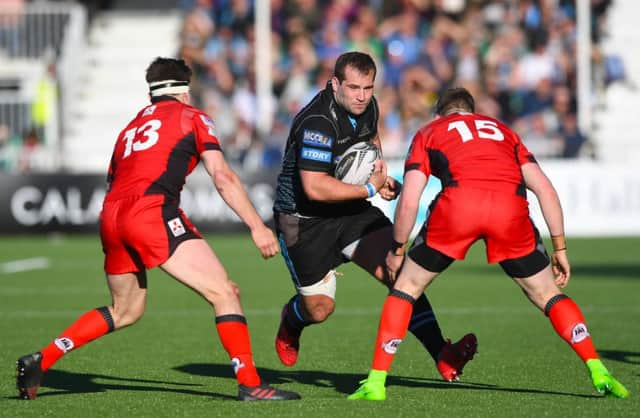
xmin=149 ymin=79 xmax=190 ymax=96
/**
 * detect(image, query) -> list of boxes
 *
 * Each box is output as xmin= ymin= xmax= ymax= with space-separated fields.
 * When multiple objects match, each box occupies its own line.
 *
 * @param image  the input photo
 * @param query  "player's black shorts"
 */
xmin=274 ymin=205 xmax=390 ymax=288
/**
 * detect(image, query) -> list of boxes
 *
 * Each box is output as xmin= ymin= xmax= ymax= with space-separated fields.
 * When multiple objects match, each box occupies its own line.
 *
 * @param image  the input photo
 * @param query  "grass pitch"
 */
xmin=1 ymin=234 xmax=638 ymax=417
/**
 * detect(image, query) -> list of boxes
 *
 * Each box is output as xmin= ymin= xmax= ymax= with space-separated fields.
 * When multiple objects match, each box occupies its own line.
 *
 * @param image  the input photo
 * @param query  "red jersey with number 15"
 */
xmin=405 ymin=112 xmax=536 ymax=195
xmin=105 ymin=97 xmax=221 ymax=202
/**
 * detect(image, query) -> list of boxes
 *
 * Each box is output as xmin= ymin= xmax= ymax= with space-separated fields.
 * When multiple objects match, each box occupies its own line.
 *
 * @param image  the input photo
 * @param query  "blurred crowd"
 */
xmin=176 ymin=0 xmax=613 ymax=172
xmin=0 ymin=0 xmax=618 ymax=174
xmin=0 ymin=125 xmax=46 ymax=172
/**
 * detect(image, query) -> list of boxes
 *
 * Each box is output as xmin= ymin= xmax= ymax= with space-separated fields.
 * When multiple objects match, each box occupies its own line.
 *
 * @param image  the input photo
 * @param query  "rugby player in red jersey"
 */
xmin=349 ymin=87 xmax=628 ymax=400
xmin=16 ymin=57 xmax=300 ymax=402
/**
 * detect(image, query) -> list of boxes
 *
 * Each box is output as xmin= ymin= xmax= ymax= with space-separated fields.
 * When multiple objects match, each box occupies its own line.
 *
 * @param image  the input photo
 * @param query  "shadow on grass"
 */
xmin=599 ymin=349 xmax=640 ymax=365
xmin=448 ymin=263 xmax=640 ymax=280
xmin=571 ymin=264 xmax=640 ymax=280
xmin=6 ymin=369 xmax=235 ymax=401
xmin=175 ymin=363 xmax=598 ymax=399
xmin=7 ymin=359 xmax=608 ymax=401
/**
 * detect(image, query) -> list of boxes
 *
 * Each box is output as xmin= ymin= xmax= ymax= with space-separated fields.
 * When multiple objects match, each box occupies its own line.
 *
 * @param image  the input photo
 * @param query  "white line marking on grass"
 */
xmin=0 ymin=257 xmax=50 ymax=274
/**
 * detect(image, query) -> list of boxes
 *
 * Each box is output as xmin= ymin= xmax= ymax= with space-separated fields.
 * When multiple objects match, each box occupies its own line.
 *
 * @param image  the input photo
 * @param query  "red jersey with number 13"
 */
xmin=405 ymin=112 xmax=536 ymax=195
xmin=105 ymin=97 xmax=221 ymax=202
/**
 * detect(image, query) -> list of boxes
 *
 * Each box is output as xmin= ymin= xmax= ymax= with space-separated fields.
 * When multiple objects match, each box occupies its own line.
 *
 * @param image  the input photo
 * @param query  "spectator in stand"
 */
xmin=316 ymin=21 xmax=346 ymax=62
xmin=0 ymin=123 xmax=21 ymax=172
xmin=559 ymin=113 xmax=586 ymax=158
xmin=0 ymin=0 xmax=24 ymax=57
xmin=285 ymin=0 xmax=322 ymax=36
xmin=376 ymin=85 xmax=404 ymax=158
xmin=520 ymin=77 xmax=554 ymax=117
xmin=17 ymin=128 xmax=43 ymax=172
xmin=379 ymin=9 xmax=423 ymax=88
xmin=344 ymin=5 xmax=384 ymax=61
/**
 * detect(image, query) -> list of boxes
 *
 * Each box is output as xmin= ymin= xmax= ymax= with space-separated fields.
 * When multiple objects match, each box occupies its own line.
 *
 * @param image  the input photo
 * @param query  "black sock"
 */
xmin=283 ymin=295 xmax=311 ymax=335
xmin=408 ymin=293 xmax=446 ymax=361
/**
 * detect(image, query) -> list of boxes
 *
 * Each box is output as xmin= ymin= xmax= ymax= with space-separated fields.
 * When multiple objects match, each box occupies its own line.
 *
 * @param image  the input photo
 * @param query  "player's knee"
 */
xmin=305 ymin=297 xmax=335 ymax=323
xmin=200 ymin=279 xmax=239 ymax=306
xmin=111 ymin=304 xmax=144 ymax=329
xmin=525 ymin=286 xmax=561 ymax=311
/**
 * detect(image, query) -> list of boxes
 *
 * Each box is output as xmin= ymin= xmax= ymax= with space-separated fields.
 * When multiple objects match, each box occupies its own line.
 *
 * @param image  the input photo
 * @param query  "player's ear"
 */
xmin=331 ymin=76 xmax=339 ymax=93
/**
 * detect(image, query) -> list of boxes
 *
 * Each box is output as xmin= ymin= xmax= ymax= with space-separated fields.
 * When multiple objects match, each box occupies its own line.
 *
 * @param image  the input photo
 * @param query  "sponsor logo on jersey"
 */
xmin=142 ymin=105 xmax=156 ymax=116
xmin=381 ymin=338 xmax=402 ymax=354
xmin=302 ymin=129 xmax=333 ymax=148
xmin=336 ymin=136 xmax=352 ymax=145
xmin=301 ymin=147 xmax=332 ymax=163
xmin=168 ymin=217 xmax=186 ymax=237
xmin=571 ymin=323 xmax=589 ymax=344
xmin=54 ymin=337 xmax=75 ymax=353
xmin=231 ymin=357 xmax=245 ymax=375
xmin=199 ymin=114 xmax=217 ymax=137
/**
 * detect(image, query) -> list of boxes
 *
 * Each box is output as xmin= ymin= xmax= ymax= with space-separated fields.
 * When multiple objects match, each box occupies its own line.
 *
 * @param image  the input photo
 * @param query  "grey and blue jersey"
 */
xmin=273 ymin=81 xmax=379 ymax=218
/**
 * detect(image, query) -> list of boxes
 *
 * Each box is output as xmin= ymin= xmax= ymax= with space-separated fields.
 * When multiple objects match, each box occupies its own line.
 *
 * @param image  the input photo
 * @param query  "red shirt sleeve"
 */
xmin=404 ymin=125 xmax=431 ymax=177
xmin=512 ymin=130 xmax=537 ymax=165
xmin=188 ymin=109 xmax=222 ymax=154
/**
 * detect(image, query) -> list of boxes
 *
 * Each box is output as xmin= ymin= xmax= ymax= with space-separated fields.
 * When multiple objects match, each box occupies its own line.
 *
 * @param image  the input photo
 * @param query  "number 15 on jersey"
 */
xmin=448 ymin=119 xmax=504 ymax=142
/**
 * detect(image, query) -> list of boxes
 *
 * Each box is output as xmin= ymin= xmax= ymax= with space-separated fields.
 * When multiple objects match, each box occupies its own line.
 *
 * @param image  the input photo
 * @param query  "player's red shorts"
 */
xmin=424 ymin=187 xmax=536 ymax=263
xmin=100 ymin=194 xmax=202 ymax=274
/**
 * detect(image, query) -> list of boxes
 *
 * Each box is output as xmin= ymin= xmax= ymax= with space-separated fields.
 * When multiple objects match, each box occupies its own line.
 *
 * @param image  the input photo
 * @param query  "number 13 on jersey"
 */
xmin=122 ymin=119 xmax=162 ymax=158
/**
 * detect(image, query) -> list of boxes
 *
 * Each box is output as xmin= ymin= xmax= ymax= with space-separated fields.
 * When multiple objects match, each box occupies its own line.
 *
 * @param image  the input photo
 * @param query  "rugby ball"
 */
xmin=334 ymin=142 xmax=381 ymax=185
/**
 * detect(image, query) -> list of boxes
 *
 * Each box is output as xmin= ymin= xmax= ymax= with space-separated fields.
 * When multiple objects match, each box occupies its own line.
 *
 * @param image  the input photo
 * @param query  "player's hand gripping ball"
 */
xmin=334 ymin=142 xmax=381 ymax=185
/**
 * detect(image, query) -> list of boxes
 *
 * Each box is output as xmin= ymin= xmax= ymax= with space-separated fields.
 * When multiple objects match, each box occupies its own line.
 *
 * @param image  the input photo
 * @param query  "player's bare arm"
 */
xmin=202 ymin=149 xmax=279 ymax=258
xmin=300 ymin=160 xmax=387 ymax=203
xmin=385 ymin=169 xmax=428 ymax=277
xmin=521 ymin=162 xmax=570 ymax=285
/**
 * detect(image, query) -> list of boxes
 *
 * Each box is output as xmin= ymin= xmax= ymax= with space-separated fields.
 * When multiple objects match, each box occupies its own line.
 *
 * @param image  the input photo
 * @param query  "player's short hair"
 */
xmin=435 ymin=87 xmax=475 ymax=115
xmin=145 ymin=57 xmax=192 ymax=97
xmin=334 ymin=51 xmax=377 ymax=83
xmin=145 ymin=57 xmax=192 ymax=83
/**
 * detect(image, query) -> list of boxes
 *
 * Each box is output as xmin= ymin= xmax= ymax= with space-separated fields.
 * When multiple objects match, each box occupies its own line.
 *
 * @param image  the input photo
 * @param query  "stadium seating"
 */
xmin=61 ymin=11 xmax=181 ymax=172
xmin=593 ymin=1 xmax=640 ymax=162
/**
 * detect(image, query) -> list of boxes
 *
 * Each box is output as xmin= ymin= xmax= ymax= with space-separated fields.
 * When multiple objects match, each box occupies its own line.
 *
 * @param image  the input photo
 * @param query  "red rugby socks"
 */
xmin=371 ymin=291 xmax=414 ymax=372
xmin=40 ymin=307 xmax=115 ymax=371
xmin=215 ymin=315 xmax=261 ymax=387
xmin=546 ymin=295 xmax=598 ymax=362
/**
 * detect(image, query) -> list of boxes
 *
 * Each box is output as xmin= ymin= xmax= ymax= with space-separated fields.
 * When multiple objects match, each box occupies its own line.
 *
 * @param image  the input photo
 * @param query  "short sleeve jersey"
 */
xmin=405 ymin=112 xmax=536 ymax=196
xmin=274 ymin=81 xmax=379 ymax=217
xmin=105 ymin=96 xmax=221 ymax=202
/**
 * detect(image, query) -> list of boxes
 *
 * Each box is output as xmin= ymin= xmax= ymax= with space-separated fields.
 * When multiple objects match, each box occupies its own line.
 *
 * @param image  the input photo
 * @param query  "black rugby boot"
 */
xmin=237 ymin=383 xmax=301 ymax=401
xmin=16 ymin=352 xmax=43 ymax=400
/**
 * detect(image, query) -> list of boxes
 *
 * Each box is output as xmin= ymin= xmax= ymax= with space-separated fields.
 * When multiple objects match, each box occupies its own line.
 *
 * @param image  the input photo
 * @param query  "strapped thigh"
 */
xmin=297 ymin=270 xmax=337 ymax=299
